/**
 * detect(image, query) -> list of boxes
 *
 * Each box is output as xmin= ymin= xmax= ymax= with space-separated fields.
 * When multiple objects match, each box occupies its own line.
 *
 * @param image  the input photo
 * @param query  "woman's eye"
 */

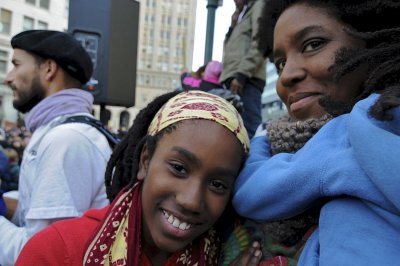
xmin=209 ymin=180 xmax=229 ymax=194
xmin=303 ymin=39 xmax=326 ymax=52
xmin=274 ymin=59 xmax=286 ymax=75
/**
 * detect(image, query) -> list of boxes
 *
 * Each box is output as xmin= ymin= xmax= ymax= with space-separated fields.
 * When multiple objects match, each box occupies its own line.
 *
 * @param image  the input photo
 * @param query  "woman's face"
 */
xmin=273 ymin=3 xmax=365 ymax=121
xmin=138 ymin=119 xmax=243 ymax=259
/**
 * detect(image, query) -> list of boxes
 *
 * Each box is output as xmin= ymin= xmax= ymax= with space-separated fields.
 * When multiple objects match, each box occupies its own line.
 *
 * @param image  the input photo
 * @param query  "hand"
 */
xmin=229 ymin=241 xmax=262 ymax=266
xmin=230 ymin=78 xmax=244 ymax=96
xmin=3 ymin=195 xmax=18 ymax=220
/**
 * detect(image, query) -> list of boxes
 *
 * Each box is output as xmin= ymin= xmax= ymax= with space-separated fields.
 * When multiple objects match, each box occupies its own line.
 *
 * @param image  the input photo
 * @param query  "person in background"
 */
xmin=181 ymin=61 xmax=224 ymax=92
xmin=232 ymin=0 xmax=400 ymax=265
xmin=0 ymin=148 xmax=20 ymax=192
xmin=0 ymin=30 xmax=112 ymax=265
xmin=181 ymin=65 xmax=206 ymax=91
xmin=0 ymin=191 xmax=6 ymax=217
xmin=16 ymin=90 xmax=262 ymax=266
xmin=220 ymin=0 xmax=267 ymax=138
xmin=0 ymin=145 xmax=9 ymax=189
xmin=198 ymin=60 xmax=224 ymax=91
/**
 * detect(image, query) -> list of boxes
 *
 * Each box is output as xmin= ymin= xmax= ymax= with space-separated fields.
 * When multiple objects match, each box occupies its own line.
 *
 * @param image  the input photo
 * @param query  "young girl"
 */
xmin=15 ymin=90 xmax=262 ymax=266
xmin=232 ymin=0 xmax=400 ymax=265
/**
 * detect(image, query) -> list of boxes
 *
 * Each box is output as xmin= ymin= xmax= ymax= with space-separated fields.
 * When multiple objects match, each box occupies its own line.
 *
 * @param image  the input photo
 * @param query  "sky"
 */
xmin=192 ymin=0 xmax=236 ymax=70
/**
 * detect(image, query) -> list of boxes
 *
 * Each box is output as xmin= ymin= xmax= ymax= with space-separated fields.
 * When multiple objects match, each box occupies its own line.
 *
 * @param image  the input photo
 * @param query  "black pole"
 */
xmin=204 ymin=0 xmax=220 ymax=64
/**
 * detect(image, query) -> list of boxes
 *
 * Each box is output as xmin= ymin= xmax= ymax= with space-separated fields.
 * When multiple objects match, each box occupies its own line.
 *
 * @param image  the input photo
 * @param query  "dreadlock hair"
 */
xmin=104 ymin=90 xmax=180 ymax=201
xmin=257 ymin=0 xmax=400 ymax=120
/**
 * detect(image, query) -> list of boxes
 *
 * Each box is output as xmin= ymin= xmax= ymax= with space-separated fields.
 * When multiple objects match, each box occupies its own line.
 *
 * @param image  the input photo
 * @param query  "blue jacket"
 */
xmin=0 ymin=193 xmax=5 ymax=217
xmin=233 ymin=94 xmax=400 ymax=265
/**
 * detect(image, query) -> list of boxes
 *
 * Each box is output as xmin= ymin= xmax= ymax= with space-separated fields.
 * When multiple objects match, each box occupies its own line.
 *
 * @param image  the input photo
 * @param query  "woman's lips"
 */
xmin=288 ymin=92 xmax=321 ymax=114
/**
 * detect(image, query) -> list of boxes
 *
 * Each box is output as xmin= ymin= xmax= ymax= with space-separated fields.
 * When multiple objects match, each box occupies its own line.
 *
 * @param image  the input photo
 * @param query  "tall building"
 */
xmin=0 ymin=0 xmax=197 ymax=130
xmin=135 ymin=0 xmax=197 ymax=109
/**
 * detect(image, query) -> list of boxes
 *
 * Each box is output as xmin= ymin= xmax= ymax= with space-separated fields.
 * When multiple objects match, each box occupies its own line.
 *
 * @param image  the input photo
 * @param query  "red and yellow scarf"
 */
xmin=83 ymin=182 xmax=221 ymax=266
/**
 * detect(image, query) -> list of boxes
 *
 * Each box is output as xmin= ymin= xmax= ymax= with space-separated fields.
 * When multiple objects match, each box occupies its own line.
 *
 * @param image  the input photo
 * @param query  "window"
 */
xmin=0 ymin=50 xmax=8 ymax=74
xmin=23 ymin=16 xmax=34 ymax=31
xmin=175 ymin=48 xmax=181 ymax=57
xmin=25 ymin=0 xmax=36 ymax=4
xmin=37 ymin=20 xmax=48 ymax=29
xmin=0 ymin=9 xmax=12 ymax=34
xmin=39 ymin=0 xmax=50 ymax=10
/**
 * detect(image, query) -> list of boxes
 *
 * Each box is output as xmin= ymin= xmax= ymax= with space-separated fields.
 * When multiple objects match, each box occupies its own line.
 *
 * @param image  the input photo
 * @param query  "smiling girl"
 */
xmin=15 ymin=90 xmax=261 ymax=266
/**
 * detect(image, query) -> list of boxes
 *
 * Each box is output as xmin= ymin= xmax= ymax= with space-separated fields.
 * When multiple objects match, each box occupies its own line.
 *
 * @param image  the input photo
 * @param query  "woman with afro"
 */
xmin=228 ymin=0 xmax=400 ymax=265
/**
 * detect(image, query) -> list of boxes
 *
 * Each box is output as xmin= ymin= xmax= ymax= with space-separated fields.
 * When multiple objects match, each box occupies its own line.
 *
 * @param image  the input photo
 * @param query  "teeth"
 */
xmin=163 ymin=210 xmax=192 ymax=230
xmin=179 ymin=222 xmax=187 ymax=230
xmin=172 ymin=219 xmax=180 ymax=228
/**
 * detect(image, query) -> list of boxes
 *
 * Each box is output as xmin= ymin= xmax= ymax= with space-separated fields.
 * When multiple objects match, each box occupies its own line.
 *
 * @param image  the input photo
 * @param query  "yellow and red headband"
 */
xmin=147 ymin=90 xmax=250 ymax=153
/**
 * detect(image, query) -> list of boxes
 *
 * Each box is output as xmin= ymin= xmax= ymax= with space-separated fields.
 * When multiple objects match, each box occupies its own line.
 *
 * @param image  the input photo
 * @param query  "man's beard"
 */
xmin=12 ymin=77 xmax=46 ymax=114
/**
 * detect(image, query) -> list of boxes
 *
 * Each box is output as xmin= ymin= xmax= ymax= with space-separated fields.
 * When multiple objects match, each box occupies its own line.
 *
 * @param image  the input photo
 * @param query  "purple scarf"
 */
xmin=25 ymin=89 xmax=93 ymax=132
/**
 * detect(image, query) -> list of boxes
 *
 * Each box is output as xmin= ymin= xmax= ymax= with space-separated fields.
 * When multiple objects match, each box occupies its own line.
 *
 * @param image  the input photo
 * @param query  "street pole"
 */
xmin=204 ymin=0 xmax=222 ymax=65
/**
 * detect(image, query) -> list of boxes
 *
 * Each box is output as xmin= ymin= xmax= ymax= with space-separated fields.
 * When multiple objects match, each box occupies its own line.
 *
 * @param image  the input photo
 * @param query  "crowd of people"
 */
xmin=0 ymin=0 xmax=399 ymax=265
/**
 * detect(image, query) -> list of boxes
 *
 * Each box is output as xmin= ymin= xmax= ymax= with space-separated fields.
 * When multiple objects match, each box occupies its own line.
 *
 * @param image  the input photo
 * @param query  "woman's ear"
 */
xmin=137 ymin=143 xmax=150 ymax=181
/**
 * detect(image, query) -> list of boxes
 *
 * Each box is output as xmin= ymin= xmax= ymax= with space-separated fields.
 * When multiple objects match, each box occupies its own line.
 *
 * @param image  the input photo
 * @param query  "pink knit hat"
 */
xmin=203 ymin=60 xmax=222 ymax=85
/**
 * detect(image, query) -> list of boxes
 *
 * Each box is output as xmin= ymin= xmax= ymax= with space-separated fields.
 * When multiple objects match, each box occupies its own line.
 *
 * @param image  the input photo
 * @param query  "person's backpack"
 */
xmin=61 ymin=115 xmax=120 ymax=148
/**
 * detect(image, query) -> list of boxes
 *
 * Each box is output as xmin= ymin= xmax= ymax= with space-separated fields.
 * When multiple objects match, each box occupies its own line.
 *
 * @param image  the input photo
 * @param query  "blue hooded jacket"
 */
xmin=233 ymin=94 xmax=400 ymax=265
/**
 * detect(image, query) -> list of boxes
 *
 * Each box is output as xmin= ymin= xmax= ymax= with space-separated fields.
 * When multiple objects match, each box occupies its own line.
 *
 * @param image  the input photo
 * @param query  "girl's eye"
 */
xmin=209 ymin=179 xmax=229 ymax=195
xmin=169 ymin=162 xmax=187 ymax=176
xmin=274 ymin=59 xmax=286 ymax=75
xmin=303 ymin=39 xmax=326 ymax=52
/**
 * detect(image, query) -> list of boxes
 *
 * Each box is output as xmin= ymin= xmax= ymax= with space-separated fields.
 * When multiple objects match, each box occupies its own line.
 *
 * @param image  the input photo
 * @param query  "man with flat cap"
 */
xmin=0 ymin=30 xmax=112 ymax=265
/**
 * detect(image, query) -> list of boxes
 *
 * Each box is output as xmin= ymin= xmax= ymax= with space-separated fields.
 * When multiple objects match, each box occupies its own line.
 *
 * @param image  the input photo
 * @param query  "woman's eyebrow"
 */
xmin=273 ymin=25 xmax=324 ymax=59
xmin=293 ymin=25 xmax=324 ymax=42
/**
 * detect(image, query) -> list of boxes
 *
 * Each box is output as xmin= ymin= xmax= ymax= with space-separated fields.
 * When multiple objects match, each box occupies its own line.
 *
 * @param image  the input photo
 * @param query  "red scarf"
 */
xmin=84 ymin=182 xmax=221 ymax=265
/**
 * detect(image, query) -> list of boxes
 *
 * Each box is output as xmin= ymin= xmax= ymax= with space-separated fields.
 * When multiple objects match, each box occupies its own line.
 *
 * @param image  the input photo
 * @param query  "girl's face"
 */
xmin=273 ymin=3 xmax=365 ymax=121
xmin=138 ymin=119 xmax=243 ymax=259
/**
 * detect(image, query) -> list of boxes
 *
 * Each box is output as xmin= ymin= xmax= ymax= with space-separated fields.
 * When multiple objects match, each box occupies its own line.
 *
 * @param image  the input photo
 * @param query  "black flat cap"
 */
xmin=11 ymin=30 xmax=93 ymax=84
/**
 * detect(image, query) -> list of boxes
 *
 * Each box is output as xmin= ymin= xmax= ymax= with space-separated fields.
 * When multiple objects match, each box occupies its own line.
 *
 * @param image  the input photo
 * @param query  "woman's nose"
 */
xmin=279 ymin=58 xmax=306 ymax=88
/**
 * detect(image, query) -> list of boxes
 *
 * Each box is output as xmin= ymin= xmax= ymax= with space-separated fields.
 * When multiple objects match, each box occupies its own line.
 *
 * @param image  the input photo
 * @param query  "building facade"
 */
xmin=0 ymin=0 xmax=197 ymax=131
xmin=135 ymin=0 xmax=197 ymax=109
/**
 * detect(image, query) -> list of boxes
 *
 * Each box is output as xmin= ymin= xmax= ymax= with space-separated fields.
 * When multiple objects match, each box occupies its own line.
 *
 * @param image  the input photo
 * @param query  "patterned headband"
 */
xmin=147 ymin=90 xmax=250 ymax=153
